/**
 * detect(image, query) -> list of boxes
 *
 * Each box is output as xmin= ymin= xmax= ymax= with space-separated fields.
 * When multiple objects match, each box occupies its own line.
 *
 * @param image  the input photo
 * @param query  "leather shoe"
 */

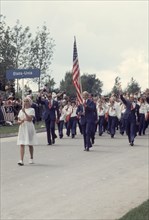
xmin=130 ymin=142 xmax=134 ymax=146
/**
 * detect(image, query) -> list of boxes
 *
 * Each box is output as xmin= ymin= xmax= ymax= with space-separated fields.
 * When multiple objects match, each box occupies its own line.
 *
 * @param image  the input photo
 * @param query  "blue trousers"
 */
xmin=98 ymin=115 xmax=105 ymax=134
xmin=58 ymin=120 xmax=64 ymax=137
xmin=138 ymin=113 xmax=146 ymax=135
xmin=45 ymin=118 xmax=55 ymax=144
xmin=66 ymin=117 xmax=77 ymax=136
xmin=125 ymin=118 xmax=136 ymax=143
xmin=108 ymin=116 xmax=117 ymax=135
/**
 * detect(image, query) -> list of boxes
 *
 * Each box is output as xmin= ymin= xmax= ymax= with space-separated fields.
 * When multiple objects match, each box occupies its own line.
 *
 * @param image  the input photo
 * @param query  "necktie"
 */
xmin=131 ymin=103 xmax=135 ymax=110
xmin=48 ymin=100 xmax=52 ymax=109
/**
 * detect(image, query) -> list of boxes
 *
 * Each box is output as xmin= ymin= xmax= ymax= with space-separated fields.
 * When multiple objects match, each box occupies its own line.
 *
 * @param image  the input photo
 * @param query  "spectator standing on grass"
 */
xmin=17 ymin=97 xmax=38 ymax=166
xmin=13 ymin=98 xmax=22 ymax=121
xmin=4 ymin=95 xmax=15 ymax=125
xmin=0 ymin=94 xmax=5 ymax=125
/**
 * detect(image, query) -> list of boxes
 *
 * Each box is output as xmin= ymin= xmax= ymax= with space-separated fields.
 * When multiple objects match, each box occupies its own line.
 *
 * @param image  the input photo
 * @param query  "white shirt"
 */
xmin=70 ymin=106 xmax=77 ymax=117
xmin=139 ymin=103 xmax=148 ymax=116
xmin=97 ymin=105 xmax=106 ymax=116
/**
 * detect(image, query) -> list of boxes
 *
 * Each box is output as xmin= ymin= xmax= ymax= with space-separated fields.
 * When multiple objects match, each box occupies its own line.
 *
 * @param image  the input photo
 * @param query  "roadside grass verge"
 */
xmin=119 ymin=200 xmax=149 ymax=220
xmin=0 ymin=121 xmax=45 ymax=135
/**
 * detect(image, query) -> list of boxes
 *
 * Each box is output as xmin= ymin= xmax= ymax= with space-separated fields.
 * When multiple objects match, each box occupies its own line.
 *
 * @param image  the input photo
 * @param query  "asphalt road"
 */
xmin=1 ymin=129 xmax=148 ymax=220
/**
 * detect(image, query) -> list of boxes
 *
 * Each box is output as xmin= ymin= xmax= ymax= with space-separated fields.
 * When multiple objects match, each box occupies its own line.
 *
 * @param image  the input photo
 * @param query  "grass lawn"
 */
xmin=0 ymin=121 xmax=46 ymax=135
xmin=119 ymin=200 xmax=149 ymax=220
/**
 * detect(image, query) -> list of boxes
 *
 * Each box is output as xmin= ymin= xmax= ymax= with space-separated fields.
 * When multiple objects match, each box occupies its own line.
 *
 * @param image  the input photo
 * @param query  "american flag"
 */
xmin=72 ymin=37 xmax=83 ymax=104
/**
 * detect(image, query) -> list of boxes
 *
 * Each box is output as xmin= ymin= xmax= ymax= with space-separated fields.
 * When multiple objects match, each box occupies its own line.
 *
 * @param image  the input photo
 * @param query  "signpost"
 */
xmin=6 ymin=68 xmax=40 ymax=80
xmin=6 ymin=68 xmax=40 ymax=99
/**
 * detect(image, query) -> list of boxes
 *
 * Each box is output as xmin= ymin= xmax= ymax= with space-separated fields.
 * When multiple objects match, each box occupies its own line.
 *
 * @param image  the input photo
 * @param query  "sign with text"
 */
xmin=6 ymin=69 xmax=40 ymax=80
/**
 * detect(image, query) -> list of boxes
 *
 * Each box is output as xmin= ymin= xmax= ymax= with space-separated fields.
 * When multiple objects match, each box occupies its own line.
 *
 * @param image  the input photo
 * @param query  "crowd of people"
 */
xmin=0 ymin=88 xmax=149 ymax=165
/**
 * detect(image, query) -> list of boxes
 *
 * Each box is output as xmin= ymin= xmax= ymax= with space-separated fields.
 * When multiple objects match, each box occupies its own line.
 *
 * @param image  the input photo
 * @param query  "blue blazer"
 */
xmin=76 ymin=104 xmax=85 ymax=125
xmin=120 ymin=95 xmax=139 ymax=121
xmin=76 ymin=99 xmax=96 ymax=125
xmin=85 ymin=99 xmax=97 ymax=122
xmin=38 ymin=97 xmax=59 ymax=121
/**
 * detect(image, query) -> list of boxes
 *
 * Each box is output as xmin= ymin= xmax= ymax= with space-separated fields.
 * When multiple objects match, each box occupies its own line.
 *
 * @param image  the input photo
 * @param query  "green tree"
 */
xmin=125 ymin=77 xmax=141 ymax=94
xmin=81 ymin=73 xmax=103 ymax=95
xmin=24 ymin=84 xmax=31 ymax=94
xmin=0 ymin=17 xmax=32 ymax=92
xmin=11 ymin=20 xmax=32 ymax=93
xmin=111 ymin=76 xmax=121 ymax=95
xmin=0 ymin=16 xmax=55 ymax=94
xmin=60 ymin=71 xmax=76 ymax=97
xmin=60 ymin=72 xmax=103 ymax=97
xmin=0 ymin=15 xmax=16 ymax=91
xmin=44 ymin=75 xmax=56 ymax=92
xmin=28 ymin=25 xmax=55 ymax=90
xmin=11 ymin=20 xmax=32 ymax=68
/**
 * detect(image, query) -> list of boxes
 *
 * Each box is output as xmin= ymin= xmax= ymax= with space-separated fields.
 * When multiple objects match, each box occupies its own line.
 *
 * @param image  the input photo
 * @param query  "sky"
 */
xmin=1 ymin=0 xmax=148 ymax=95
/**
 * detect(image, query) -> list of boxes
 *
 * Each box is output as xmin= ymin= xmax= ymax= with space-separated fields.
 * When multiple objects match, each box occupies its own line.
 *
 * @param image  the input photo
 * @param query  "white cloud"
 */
xmin=116 ymin=49 xmax=148 ymax=91
xmin=83 ymin=49 xmax=148 ymax=95
xmin=1 ymin=0 xmax=148 ymax=94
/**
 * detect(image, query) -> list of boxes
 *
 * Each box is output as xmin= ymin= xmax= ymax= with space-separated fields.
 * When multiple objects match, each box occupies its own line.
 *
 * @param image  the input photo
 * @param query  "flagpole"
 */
xmin=76 ymin=37 xmax=83 ymax=94
xmin=75 ymin=36 xmax=83 ymax=94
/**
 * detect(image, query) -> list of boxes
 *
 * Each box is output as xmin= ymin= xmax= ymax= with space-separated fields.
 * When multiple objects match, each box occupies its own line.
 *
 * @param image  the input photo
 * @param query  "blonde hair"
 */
xmin=23 ymin=97 xmax=32 ymax=107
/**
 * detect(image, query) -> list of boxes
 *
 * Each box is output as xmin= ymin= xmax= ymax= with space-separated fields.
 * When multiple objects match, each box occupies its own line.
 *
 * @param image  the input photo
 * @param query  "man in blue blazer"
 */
xmin=77 ymin=91 xmax=95 ymax=151
xmin=37 ymin=92 xmax=60 ymax=145
xmin=119 ymin=90 xmax=139 ymax=146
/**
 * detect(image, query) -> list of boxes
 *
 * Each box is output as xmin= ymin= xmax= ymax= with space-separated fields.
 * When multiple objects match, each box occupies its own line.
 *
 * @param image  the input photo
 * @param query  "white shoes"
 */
xmin=29 ymin=159 xmax=34 ymax=164
xmin=18 ymin=159 xmax=34 ymax=165
xmin=18 ymin=160 xmax=24 ymax=166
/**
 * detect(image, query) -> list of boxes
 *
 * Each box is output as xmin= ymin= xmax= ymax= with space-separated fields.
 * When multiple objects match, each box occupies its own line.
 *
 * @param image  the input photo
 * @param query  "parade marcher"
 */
xmin=144 ymin=96 xmax=149 ymax=131
xmin=57 ymin=104 xmax=66 ymax=138
xmin=102 ymin=96 xmax=110 ymax=132
xmin=119 ymin=88 xmax=139 ymax=146
xmin=89 ymin=94 xmax=98 ymax=144
xmin=97 ymin=100 xmax=106 ymax=136
xmin=63 ymin=100 xmax=73 ymax=136
xmin=17 ymin=97 xmax=38 ymax=166
xmin=138 ymin=97 xmax=148 ymax=135
xmin=76 ymin=91 xmax=95 ymax=151
xmin=66 ymin=100 xmax=78 ymax=138
xmin=76 ymin=99 xmax=83 ymax=135
xmin=119 ymin=102 xmax=126 ymax=135
xmin=37 ymin=91 xmax=60 ymax=145
xmin=107 ymin=98 xmax=120 ymax=138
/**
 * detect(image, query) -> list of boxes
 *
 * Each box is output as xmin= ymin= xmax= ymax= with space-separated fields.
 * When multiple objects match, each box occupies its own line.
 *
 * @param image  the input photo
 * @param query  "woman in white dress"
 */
xmin=17 ymin=97 xmax=38 ymax=166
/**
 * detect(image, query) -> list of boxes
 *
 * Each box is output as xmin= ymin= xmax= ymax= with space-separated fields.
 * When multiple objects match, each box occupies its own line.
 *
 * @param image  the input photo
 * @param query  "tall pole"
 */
xmin=38 ymin=76 xmax=40 ymax=91
xmin=22 ymin=78 xmax=25 ymax=100
xmin=38 ymin=68 xmax=41 ymax=91
xmin=17 ymin=79 xmax=19 ymax=94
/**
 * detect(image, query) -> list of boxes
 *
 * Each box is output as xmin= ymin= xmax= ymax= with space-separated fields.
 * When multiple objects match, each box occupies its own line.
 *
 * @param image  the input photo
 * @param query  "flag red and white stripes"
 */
xmin=72 ymin=37 xmax=83 ymax=104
